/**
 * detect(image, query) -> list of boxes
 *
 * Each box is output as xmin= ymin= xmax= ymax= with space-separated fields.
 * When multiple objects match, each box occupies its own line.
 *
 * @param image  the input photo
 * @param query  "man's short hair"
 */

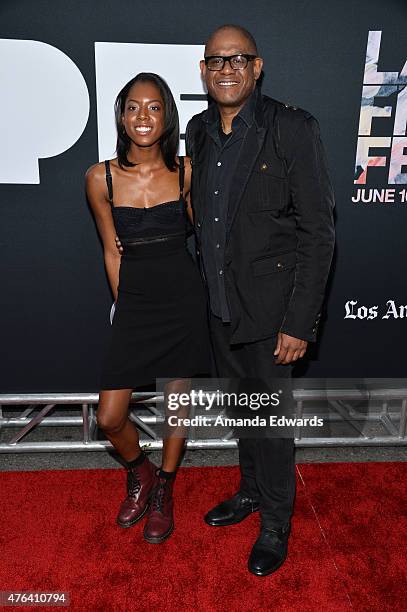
xmin=205 ymin=24 xmax=258 ymax=55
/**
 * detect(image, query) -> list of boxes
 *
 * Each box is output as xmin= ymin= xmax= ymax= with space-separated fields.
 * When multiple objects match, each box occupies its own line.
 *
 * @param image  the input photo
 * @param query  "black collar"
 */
xmin=203 ymin=86 xmax=261 ymax=130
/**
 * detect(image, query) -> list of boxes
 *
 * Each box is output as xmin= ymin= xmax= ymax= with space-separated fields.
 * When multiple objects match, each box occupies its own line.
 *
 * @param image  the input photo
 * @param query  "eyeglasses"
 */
xmin=204 ymin=54 xmax=257 ymax=71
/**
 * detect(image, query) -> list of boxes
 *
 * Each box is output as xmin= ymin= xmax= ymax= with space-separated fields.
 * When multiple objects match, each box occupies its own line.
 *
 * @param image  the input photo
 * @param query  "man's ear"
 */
xmin=254 ymin=57 xmax=263 ymax=81
xmin=199 ymin=59 xmax=206 ymax=77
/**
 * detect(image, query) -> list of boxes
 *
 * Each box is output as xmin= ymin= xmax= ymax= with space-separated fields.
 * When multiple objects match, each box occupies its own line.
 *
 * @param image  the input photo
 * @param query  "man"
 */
xmin=185 ymin=24 xmax=335 ymax=576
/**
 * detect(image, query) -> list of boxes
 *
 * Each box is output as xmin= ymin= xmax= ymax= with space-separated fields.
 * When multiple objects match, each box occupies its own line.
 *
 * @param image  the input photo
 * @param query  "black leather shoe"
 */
xmin=204 ymin=492 xmax=259 ymax=526
xmin=248 ymin=523 xmax=291 ymax=576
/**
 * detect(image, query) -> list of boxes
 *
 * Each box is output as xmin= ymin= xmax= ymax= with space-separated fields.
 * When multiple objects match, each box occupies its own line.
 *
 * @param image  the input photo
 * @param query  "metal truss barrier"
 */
xmin=0 ymin=385 xmax=406 ymax=452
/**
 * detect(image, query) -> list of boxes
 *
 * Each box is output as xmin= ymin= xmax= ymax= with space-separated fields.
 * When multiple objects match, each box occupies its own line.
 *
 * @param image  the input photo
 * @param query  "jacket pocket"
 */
xmin=249 ymin=172 xmax=287 ymax=217
xmin=252 ymin=251 xmax=297 ymax=277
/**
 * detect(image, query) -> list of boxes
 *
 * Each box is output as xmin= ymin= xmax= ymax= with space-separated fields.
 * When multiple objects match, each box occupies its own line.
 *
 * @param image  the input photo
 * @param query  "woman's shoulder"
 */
xmin=181 ymin=155 xmax=192 ymax=179
xmin=177 ymin=155 xmax=191 ymax=165
xmin=177 ymin=156 xmax=192 ymax=193
xmin=177 ymin=155 xmax=192 ymax=174
xmin=85 ymin=160 xmax=105 ymax=184
xmin=85 ymin=158 xmax=118 ymax=182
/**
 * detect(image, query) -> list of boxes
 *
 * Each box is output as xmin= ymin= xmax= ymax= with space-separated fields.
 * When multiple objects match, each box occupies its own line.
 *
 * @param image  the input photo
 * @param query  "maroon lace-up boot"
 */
xmin=116 ymin=456 xmax=158 ymax=528
xmin=143 ymin=475 xmax=175 ymax=543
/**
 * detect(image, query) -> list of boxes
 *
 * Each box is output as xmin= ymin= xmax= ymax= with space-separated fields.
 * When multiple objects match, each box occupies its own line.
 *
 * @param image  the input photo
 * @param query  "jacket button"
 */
xmin=197 ymin=221 xmax=201 ymax=228
xmin=277 ymin=262 xmax=283 ymax=268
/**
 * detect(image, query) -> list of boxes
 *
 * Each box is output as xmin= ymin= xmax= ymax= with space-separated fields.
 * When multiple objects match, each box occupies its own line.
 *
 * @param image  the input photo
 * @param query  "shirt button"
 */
xmin=214 ymin=190 xmax=219 ymax=195
xmin=217 ymin=161 xmax=222 ymax=167
xmin=214 ymin=217 xmax=219 ymax=222
xmin=219 ymin=270 xmax=223 ymax=275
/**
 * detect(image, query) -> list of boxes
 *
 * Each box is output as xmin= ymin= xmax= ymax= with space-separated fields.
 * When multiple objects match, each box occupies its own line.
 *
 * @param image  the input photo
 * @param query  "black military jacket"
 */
xmin=185 ymin=90 xmax=335 ymax=344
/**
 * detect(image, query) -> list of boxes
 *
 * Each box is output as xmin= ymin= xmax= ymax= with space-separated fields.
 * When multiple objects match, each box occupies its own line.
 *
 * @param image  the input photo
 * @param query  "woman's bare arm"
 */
xmin=85 ymin=163 xmax=121 ymax=301
xmin=184 ymin=156 xmax=194 ymax=224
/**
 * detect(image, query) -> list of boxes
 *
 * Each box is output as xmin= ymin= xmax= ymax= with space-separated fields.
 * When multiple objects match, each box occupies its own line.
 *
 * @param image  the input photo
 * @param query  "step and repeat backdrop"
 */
xmin=0 ymin=0 xmax=406 ymax=391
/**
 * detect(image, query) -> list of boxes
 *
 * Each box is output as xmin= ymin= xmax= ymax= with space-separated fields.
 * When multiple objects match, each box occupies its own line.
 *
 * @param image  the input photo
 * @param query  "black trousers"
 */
xmin=209 ymin=313 xmax=296 ymax=529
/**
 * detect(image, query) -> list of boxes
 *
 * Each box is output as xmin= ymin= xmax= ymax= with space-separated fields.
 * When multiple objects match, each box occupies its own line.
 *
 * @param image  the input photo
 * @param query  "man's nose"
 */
xmin=220 ymin=59 xmax=235 ymax=74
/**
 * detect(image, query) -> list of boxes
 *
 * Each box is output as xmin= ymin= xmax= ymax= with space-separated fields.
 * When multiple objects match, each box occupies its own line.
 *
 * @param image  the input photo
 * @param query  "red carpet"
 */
xmin=0 ymin=462 xmax=406 ymax=611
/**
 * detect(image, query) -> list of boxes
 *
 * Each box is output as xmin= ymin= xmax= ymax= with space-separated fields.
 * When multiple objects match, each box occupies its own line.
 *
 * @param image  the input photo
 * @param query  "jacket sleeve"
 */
xmin=279 ymin=114 xmax=335 ymax=342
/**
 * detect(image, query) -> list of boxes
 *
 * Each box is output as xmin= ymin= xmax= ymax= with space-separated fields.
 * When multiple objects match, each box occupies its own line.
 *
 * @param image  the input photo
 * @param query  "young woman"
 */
xmin=86 ymin=73 xmax=209 ymax=543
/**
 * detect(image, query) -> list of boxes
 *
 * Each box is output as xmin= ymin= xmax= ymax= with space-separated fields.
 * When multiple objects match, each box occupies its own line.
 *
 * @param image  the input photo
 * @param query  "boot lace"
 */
xmin=127 ymin=468 xmax=141 ymax=497
xmin=151 ymin=480 xmax=166 ymax=513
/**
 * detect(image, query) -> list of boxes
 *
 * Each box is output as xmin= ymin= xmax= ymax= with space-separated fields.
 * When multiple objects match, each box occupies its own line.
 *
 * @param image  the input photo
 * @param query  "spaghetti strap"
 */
xmin=105 ymin=160 xmax=113 ymax=206
xmin=178 ymin=156 xmax=185 ymax=197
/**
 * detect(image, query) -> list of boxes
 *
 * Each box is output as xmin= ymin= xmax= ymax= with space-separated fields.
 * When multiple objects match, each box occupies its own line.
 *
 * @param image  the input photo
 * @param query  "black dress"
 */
xmin=100 ymin=157 xmax=210 ymax=390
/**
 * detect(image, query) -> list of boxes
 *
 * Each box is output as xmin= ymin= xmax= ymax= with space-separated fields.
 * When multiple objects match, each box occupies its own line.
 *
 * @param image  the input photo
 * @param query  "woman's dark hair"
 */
xmin=114 ymin=72 xmax=179 ymax=171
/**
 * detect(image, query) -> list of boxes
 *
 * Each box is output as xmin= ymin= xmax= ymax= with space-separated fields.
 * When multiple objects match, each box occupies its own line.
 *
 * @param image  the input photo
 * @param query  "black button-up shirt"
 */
xmin=200 ymin=89 xmax=257 ymax=322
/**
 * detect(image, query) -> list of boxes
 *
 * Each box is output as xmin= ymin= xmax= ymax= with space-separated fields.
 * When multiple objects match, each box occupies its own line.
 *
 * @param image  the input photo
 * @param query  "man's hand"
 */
xmin=115 ymin=236 xmax=123 ymax=255
xmin=274 ymin=332 xmax=308 ymax=364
